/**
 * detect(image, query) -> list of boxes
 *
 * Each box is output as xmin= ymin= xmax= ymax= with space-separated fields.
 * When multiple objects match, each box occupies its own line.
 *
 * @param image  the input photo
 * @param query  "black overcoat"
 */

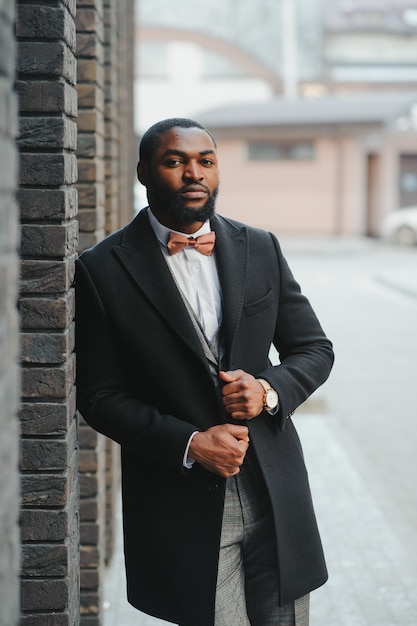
xmin=75 ymin=209 xmax=334 ymax=625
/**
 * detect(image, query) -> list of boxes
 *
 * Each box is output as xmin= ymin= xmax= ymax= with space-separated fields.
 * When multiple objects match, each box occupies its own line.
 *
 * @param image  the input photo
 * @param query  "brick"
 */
xmin=21 ymin=354 xmax=76 ymax=400
xmin=17 ymin=42 xmax=76 ymax=85
xmin=76 ymin=109 xmax=104 ymax=134
xmin=78 ymin=85 xmax=105 ymax=113
xmin=79 ymin=449 xmax=99 ymax=473
xmin=21 ymin=544 xmax=68 ymax=577
xmin=80 ymin=522 xmax=99 ymax=545
xmin=77 ymin=131 xmax=104 ymax=157
xmin=20 ymin=433 xmax=75 ymax=472
xmin=20 ymin=510 xmax=68 ymax=542
xmin=16 ymin=80 xmax=77 ymax=117
xmin=20 ymin=222 xmax=79 ymax=259
xmin=20 ymin=256 xmax=76 ymax=295
xmin=76 ymin=9 xmax=103 ymax=35
xmin=17 ymin=188 xmax=78 ymax=221
xmin=18 ymin=116 xmax=77 ymax=150
xmin=80 ymin=590 xmax=99 ymax=615
xmin=21 ymin=615 xmax=70 ymax=626
xmin=77 ymin=59 xmax=105 ymax=86
xmin=79 ymin=498 xmax=98 ymax=522
xmin=19 ymin=401 xmax=73 ymax=436
xmin=80 ymin=546 xmax=99 ymax=569
xmin=80 ymin=474 xmax=99 ymax=499
xmin=21 ymin=579 xmax=68 ymax=611
xmin=19 ymin=153 xmax=77 ymax=186
xmin=16 ymin=6 xmax=76 ymax=52
xmin=19 ymin=291 xmax=75 ymax=331
xmin=20 ymin=325 xmax=75 ymax=365
xmin=19 ymin=395 xmax=76 ymax=437
xmin=77 ymin=0 xmax=104 ymax=7
xmin=80 ymin=570 xmax=99 ymax=590
xmin=21 ymin=475 xmax=68 ymax=508
xmin=77 ymin=158 xmax=105 ymax=183
xmin=79 ymin=616 xmax=99 ymax=626
xmin=77 ymin=32 xmax=99 ymax=58
xmin=77 ymin=181 xmax=105 ymax=207
xmin=78 ymin=424 xmax=99 ymax=448
xmin=104 ymin=126 xmax=119 ymax=156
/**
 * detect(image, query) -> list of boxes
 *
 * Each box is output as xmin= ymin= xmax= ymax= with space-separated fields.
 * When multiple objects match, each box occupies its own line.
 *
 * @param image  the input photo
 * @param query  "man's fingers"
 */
xmin=220 ymin=371 xmax=265 ymax=420
xmin=226 ymin=423 xmax=249 ymax=440
xmin=219 ymin=369 xmax=244 ymax=383
xmin=188 ymin=424 xmax=250 ymax=477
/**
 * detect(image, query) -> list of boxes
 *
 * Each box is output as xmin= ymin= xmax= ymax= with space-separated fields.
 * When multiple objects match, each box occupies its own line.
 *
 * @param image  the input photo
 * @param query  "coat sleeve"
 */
xmin=257 ymin=234 xmax=334 ymax=430
xmin=75 ymin=256 xmax=198 ymax=472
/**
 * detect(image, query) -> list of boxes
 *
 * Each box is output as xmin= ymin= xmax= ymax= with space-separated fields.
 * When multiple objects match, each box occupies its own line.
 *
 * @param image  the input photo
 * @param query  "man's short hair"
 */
xmin=139 ymin=118 xmax=217 ymax=163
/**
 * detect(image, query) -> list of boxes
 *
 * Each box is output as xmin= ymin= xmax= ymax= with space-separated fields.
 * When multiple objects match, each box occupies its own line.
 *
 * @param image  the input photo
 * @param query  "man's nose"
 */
xmin=183 ymin=161 xmax=203 ymax=180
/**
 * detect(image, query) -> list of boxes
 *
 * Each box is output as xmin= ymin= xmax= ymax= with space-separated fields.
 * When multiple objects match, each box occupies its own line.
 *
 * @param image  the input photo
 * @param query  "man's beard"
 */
xmin=166 ymin=187 xmax=218 ymax=226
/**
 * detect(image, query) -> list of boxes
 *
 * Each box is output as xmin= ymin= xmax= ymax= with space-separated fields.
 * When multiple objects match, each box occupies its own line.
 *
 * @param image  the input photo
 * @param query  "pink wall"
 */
xmin=215 ymin=137 xmax=353 ymax=235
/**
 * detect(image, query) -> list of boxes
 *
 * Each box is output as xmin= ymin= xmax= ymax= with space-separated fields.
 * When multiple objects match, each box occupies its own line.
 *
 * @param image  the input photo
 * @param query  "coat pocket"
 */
xmin=244 ymin=289 xmax=273 ymax=318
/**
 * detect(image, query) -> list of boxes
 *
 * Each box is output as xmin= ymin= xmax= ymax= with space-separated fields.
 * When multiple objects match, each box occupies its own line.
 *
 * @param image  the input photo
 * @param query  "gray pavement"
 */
xmin=103 ymin=237 xmax=417 ymax=626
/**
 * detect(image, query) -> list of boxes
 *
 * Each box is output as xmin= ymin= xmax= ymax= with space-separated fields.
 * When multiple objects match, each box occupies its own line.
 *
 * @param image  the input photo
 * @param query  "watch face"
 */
xmin=265 ymin=388 xmax=278 ymax=409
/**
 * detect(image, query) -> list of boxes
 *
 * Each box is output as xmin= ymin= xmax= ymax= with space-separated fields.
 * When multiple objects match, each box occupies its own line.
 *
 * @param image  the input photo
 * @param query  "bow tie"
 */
xmin=167 ymin=231 xmax=216 ymax=256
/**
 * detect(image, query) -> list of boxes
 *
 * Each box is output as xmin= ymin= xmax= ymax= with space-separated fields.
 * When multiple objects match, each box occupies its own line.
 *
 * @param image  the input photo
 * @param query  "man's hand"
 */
xmin=188 ymin=423 xmax=249 ymax=477
xmin=219 ymin=369 xmax=264 ymax=420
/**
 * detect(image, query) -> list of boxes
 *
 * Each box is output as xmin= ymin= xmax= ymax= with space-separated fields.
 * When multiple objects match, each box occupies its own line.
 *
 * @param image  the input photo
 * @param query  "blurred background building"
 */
xmin=136 ymin=0 xmax=417 ymax=236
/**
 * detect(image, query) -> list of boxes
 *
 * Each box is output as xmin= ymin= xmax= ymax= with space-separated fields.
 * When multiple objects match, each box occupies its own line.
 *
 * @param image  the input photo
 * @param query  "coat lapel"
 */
xmin=111 ymin=210 xmax=249 ymax=370
xmin=211 ymin=215 xmax=248 ymax=367
xmin=112 ymin=210 xmax=209 ymax=365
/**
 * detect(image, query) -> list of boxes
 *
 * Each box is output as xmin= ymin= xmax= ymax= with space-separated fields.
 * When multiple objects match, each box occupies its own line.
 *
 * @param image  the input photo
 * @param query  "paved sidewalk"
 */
xmin=103 ymin=409 xmax=417 ymax=626
xmin=297 ymin=413 xmax=417 ymax=626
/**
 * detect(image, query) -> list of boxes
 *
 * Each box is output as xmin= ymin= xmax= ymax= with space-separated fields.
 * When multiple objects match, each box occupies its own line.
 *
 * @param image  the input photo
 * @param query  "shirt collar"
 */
xmin=147 ymin=207 xmax=212 ymax=249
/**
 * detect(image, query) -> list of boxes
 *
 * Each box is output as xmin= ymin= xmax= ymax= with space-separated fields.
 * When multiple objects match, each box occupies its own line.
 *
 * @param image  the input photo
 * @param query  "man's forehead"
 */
xmin=156 ymin=126 xmax=216 ymax=153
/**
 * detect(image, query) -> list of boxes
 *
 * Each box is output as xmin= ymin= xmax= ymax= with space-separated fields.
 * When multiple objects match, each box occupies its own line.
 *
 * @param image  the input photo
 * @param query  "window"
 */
xmin=247 ymin=141 xmax=315 ymax=161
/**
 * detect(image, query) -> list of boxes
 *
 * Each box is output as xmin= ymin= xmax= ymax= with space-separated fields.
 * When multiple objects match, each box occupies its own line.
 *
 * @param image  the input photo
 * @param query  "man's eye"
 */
xmin=166 ymin=159 xmax=182 ymax=167
xmin=201 ymin=159 xmax=214 ymax=166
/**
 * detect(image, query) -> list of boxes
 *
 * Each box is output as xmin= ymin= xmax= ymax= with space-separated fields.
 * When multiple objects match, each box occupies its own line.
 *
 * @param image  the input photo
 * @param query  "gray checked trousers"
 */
xmin=214 ymin=460 xmax=309 ymax=626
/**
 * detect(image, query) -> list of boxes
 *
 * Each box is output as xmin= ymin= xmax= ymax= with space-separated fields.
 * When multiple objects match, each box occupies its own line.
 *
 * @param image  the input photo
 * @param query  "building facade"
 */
xmin=0 ymin=1 xmax=135 ymax=624
xmin=198 ymin=93 xmax=417 ymax=236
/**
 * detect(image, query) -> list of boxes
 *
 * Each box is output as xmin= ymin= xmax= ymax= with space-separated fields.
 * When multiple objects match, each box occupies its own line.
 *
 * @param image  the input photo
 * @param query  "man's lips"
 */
xmin=180 ymin=185 xmax=209 ymax=199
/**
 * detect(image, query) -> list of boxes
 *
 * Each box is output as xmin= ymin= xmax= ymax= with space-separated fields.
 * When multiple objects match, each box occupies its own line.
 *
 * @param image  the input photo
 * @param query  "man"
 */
xmin=75 ymin=118 xmax=334 ymax=626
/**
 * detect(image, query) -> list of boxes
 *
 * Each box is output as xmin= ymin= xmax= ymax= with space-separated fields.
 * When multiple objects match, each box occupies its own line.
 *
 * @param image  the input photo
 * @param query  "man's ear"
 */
xmin=137 ymin=161 xmax=148 ymax=186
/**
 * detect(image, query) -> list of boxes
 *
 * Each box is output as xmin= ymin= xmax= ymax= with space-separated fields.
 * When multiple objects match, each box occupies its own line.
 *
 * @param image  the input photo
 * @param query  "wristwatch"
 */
xmin=257 ymin=378 xmax=279 ymax=411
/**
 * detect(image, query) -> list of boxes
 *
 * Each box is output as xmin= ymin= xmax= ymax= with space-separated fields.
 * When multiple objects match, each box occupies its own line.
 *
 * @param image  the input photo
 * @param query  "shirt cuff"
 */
xmin=183 ymin=431 xmax=199 ymax=469
xmin=267 ymin=404 xmax=279 ymax=416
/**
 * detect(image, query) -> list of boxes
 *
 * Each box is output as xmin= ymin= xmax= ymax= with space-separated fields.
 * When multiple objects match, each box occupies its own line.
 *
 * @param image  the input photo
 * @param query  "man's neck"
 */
xmin=149 ymin=207 xmax=207 ymax=235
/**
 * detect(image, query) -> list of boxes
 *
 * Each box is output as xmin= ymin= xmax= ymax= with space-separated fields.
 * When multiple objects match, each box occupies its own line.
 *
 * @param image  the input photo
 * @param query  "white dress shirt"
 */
xmin=147 ymin=208 xmax=222 ymax=341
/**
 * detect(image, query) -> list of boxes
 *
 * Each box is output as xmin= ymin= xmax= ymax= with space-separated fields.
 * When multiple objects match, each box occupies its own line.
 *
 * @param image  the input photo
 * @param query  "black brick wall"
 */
xmin=76 ymin=1 xmax=135 ymax=623
xmin=0 ymin=1 xmax=135 ymax=623
xmin=16 ymin=1 xmax=80 ymax=624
